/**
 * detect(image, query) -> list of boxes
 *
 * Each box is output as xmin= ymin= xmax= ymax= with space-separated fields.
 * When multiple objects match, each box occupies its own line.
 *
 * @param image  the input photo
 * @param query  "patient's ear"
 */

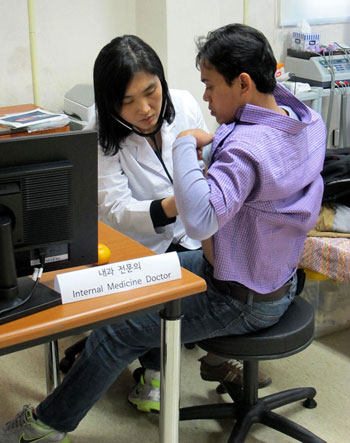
xmin=238 ymin=73 xmax=252 ymax=92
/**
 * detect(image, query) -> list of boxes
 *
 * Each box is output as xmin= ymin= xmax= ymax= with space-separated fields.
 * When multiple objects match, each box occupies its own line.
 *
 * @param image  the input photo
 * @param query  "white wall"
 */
xmin=246 ymin=0 xmax=350 ymax=64
xmin=34 ymin=0 xmax=136 ymax=111
xmin=1 ymin=0 xmax=350 ymax=128
xmin=0 ymin=0 xmax=33 ymax=105
xmin=136 ymin=0 xmax=243 ymax=132
xmin=0 ymin=0 xmax=136 ymax=111
xmin=135 ymin=0 xmax=168 ymax=77
xmin=166 ymin=0 xmax=243 ymax=131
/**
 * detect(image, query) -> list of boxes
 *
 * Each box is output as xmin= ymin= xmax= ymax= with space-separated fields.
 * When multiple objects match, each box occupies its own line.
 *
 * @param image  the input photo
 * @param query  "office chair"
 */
xmin=180 ymin=295 xmax=326 ymax=442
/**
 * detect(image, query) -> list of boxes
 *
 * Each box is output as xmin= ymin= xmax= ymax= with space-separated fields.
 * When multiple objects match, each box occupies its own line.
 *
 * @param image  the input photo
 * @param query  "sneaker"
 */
xmin=0 ymin=405 xmax=70 ymax=442
xmin=199 ymin=358 xmax=272 ymax=388
xmin=128 ymin=369 xmax=160 ymax=413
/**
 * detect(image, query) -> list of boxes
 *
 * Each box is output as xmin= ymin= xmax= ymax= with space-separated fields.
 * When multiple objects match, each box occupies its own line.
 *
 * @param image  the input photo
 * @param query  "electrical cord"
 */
xmin=329 ymin=45 xmax=350 ymax=147
xmin=321 ymin=47 xmax=336 ymax=137
xmin=0 ymin=253 xmax=45 ymax=315
xmin=341 ymin=81 xmax=350 ymax=147
xmin=21 ymin=266 xmax=43 ymax=304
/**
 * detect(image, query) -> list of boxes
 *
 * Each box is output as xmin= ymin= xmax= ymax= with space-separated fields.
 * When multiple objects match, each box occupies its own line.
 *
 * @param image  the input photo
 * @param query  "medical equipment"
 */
xmin=285 ymin=52 xmax=350 ymax=88
xmin=285 ymin=46 xmax=350 ymax=149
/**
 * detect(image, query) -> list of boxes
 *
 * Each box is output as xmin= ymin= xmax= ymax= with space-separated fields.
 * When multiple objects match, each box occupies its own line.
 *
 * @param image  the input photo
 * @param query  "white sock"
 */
xmin=144 ymin=369 xmax=160 ymax=383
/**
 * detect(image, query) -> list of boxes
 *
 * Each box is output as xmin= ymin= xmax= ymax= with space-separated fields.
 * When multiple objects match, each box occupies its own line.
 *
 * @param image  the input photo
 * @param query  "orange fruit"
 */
xmin=97 ymin=242 xmax=111 ymax=265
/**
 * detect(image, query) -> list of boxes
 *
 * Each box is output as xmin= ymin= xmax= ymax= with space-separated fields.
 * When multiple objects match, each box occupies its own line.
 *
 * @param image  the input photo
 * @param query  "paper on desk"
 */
xmin=0 ymin=109 xmax=69 ymax=130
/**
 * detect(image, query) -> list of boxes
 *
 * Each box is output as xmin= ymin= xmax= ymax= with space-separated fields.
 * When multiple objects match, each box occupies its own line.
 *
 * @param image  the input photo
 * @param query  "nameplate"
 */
xmin=54 ymin=252 xmax=182 ymax=304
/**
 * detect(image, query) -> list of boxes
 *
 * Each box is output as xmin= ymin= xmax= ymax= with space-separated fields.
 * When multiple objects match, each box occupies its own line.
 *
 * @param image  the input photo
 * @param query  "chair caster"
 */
xmin=184 ymin=342 xmax=196 ymax=350
xmin=303 ymin=398 xmax=317 ymax=409
xmin=216 ymin=383 xmax=227 ymax=394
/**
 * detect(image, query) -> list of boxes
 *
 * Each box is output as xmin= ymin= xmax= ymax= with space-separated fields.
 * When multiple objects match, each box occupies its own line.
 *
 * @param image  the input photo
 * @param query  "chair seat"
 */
xmin=197 ymin=296 xmax=314 ymax=360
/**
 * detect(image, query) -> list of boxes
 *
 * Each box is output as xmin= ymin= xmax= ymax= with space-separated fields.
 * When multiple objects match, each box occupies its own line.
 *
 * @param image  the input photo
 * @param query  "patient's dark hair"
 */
xmin=196 ymin=23 xmax=277 ymax=93
xmin=94 ymin=35 xmax=175 ymax=155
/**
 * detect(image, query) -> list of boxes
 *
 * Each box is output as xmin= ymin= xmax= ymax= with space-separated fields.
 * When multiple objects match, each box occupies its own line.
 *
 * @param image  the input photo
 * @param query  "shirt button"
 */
xmin=167 ymin=187 xmax=172 ymax=194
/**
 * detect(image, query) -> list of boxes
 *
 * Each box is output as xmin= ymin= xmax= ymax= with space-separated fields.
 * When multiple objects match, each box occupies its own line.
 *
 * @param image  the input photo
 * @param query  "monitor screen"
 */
xmin=0 ymin=130 xmax=98 ymax=324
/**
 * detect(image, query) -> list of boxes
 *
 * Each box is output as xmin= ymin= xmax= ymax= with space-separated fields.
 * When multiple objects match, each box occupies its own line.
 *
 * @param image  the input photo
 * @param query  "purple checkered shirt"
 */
xmin=173 ymin=84 xmax=326 ymax=293
xmin=208 ymin=84 xmax=326 ymax=292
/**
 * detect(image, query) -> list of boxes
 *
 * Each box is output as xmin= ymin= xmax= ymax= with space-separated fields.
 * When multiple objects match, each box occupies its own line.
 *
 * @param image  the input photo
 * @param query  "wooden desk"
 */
xmin=0 ymin=222 xmax=206 ymax=442
xmin=0 ymin=104 xmax=69 ymax=138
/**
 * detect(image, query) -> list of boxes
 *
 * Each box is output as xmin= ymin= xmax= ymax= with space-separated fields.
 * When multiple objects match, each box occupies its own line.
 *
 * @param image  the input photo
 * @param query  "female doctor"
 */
xmin=85 ymin=35 xmax=208 ymax=412
xmin=94 ymin=34 xmax=206 ymax=254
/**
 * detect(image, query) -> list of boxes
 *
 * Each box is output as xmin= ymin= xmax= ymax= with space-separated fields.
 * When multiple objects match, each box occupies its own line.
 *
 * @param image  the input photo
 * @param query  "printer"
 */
xmin=64 ymin=84 xmax=95 ymax=129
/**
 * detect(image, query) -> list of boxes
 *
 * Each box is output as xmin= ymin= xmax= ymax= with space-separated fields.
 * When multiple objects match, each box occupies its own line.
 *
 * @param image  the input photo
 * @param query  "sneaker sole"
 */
xmin=257 ymin=377 xmax=272 ymax=389
xmin=128 ymin=399 xmax=160 ymax=414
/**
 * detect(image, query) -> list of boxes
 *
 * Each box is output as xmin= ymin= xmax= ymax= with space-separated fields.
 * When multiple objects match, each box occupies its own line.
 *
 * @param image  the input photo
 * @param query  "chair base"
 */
xmin=182 ymin=297 xmax=324 ymax=442
xmin=180 ymin=365 xmax=326 ymax=443
xmin=180 ymin=386 xmax=324 ymax=442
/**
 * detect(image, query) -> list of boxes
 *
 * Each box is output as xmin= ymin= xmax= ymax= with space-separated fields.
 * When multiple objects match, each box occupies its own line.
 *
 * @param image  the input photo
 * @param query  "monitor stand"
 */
xmin=0 ymin=277 xmax=62 ymax=326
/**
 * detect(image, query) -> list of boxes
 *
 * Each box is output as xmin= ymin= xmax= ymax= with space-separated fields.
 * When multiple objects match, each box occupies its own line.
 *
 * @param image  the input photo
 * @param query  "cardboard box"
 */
xmin=301 ymin=278 xmax=350 ymax=337
xmin=292 ymin=32 xmax=320 ymax=51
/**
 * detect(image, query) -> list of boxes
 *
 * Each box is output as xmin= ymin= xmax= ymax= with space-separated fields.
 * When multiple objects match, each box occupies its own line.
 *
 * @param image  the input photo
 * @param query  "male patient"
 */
xmin=0 ymin=23 xmax=326 ymax=442
xmin=170 ymin=23 xmax=326 ymax=381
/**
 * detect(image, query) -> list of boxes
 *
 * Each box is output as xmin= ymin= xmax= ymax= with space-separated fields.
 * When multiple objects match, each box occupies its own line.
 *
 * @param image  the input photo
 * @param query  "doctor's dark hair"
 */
xmin=196 ymin=24 xmax=277 ymax=93
xmin=94 ymin=35 xmax=175 ymax=155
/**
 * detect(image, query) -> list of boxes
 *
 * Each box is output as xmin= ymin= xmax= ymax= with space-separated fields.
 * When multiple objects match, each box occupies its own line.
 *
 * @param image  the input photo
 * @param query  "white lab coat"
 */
xmin=97 ymin=89 xmax=208 ymax=253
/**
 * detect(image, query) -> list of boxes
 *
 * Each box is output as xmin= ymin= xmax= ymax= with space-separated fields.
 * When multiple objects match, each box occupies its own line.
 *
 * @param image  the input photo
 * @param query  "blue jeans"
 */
xmin=36 ymin=250 xmax=296 ymax=432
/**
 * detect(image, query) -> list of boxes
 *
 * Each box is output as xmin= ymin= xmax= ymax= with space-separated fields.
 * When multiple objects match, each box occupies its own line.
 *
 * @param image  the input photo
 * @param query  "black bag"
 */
xmin=321 ymin=148 xmax=350 ymax=207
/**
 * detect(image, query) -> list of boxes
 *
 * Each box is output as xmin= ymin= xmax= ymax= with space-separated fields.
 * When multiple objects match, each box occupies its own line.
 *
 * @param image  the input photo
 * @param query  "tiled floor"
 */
xmin=1 ymin=327 xmax=349 ymax=442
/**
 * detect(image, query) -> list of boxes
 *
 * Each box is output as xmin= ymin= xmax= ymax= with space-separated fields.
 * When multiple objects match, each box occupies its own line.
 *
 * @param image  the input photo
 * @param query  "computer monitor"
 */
xmin=0 ymin=130 xmax=98 ymax=325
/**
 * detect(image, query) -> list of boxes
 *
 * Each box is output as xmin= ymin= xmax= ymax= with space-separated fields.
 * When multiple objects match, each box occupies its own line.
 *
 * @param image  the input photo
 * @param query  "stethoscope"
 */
xmin=111 ymin=97 xmax=173 ymax=184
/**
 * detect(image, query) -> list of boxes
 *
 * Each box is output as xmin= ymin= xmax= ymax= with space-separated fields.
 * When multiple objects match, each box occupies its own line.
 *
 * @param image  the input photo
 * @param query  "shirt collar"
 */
xmin=235 ymin=83 xmax=311 ymax=134
xmin=214 ymin=83 xmax=312 ymax=149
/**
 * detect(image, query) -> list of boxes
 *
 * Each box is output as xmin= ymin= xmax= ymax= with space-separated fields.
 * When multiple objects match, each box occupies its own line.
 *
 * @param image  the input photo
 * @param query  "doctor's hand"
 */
xmin=161 ymin=196 xmax=178 ymax=218
xmin=177 ymin=129 xmax=214 ymax=148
